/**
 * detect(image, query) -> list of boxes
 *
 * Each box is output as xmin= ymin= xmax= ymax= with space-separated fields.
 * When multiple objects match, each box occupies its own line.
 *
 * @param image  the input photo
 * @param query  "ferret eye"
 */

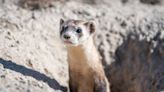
xmin=76 ymin=28 xmax=82 ymax=33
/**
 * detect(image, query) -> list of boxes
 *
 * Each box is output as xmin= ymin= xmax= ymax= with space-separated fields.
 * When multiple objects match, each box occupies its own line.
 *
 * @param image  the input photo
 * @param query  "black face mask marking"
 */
xmin=78 ymin=33 xmax=83 ymax=39
xmin=75 ymin=28 xmax=82 ymax=39
xmin=76 ymin=28 xmax=82 ymax=33
xmin=60 ymin=26 xmax=68 ymax=36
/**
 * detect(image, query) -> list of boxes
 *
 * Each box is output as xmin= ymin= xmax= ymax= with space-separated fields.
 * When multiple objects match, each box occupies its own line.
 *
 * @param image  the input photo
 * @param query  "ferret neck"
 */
xmin=66 ymin=37 xmax=98 ymax=62
xmin=67 ymin=37 xmax=100 ymax=67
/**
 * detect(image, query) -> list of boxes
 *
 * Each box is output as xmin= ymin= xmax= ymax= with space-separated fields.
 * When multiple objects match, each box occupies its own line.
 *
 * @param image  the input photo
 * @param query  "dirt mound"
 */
xmin=0 ymin=0 xmax=164 ymax=92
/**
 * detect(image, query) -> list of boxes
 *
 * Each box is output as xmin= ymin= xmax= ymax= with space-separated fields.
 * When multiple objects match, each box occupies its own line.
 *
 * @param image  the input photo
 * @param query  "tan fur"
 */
xmin=67 ymin=34 xmax=110 ymax=92
xmin=60 ymin=19 xmax=110 ymax=92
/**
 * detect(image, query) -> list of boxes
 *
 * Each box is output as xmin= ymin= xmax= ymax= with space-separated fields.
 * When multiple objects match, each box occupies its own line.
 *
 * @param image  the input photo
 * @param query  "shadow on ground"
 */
xmin=0 ymin=58 xmax=67 ymax=92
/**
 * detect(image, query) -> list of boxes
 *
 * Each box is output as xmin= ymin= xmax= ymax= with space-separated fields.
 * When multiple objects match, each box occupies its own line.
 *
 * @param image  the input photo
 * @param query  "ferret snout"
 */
xmin=61 ymin=29 xmax=79 ymax=45
xmin=63 ymin=34 xmax=71 ymax=40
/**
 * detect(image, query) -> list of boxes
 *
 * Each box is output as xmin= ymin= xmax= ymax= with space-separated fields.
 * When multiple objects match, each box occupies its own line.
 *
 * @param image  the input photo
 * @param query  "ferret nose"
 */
xmin=63 ymin=34 xmax=70 ymax=40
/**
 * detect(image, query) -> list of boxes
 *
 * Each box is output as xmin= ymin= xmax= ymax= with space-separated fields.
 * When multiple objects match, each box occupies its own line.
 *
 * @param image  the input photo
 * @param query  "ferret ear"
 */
xmin=84 ymin=21 xmax=96 ymax=34
xmin=60 ymin=18 xmax=64 ymax=25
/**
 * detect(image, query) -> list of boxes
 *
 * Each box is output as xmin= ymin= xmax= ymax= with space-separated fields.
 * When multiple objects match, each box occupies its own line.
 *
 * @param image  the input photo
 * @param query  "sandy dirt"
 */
xmin=0 ymin=0 xmax=164 ymax=92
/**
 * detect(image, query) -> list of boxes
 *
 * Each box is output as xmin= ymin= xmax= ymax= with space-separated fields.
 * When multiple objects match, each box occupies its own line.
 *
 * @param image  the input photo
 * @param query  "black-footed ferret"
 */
xmin=59 ymin=19 xmax=110 ymax=92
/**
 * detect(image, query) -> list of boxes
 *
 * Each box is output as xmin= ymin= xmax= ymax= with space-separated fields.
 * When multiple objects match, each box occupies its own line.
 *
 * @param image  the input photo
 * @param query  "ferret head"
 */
xmin=59 ymin=19 xmax=95 ymax=46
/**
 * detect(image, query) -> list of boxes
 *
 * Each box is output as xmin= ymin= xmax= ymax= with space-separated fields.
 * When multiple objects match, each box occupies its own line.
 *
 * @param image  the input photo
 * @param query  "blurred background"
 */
xmin=0 ymin=0 xmax=164 ymax=92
